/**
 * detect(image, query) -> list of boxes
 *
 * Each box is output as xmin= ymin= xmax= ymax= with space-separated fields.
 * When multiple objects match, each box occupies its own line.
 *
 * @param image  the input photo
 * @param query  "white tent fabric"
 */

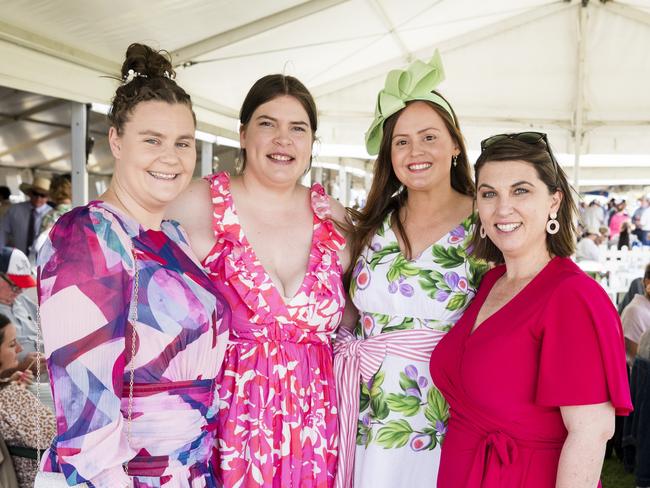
xmin=0 ymin=0 xmax=649 ymax=187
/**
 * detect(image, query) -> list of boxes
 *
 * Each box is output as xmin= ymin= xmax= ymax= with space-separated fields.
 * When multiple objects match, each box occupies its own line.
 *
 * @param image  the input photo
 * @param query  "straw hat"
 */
xmin=19 ymin=176 xmax=51 ymax=195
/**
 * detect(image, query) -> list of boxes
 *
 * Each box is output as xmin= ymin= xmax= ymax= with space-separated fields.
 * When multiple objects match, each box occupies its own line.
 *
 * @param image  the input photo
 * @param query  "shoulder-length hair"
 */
xmin=470 ymin=138 xmax=578 ymax=264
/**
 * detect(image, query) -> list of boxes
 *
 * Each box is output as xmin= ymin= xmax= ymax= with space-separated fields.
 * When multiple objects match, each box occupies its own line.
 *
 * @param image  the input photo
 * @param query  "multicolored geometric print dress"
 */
xmin=37 ymin=201 xmax=230 ymax=488
xmin=346 ymin=214 xmax=486 ymax=488
xmin=203 ymin=172 xmax=345 ymax=488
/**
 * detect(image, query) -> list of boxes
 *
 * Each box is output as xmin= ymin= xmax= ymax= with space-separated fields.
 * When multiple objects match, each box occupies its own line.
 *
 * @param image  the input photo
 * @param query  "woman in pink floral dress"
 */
xmin=168 ymin=74 xmax=351 ymax=487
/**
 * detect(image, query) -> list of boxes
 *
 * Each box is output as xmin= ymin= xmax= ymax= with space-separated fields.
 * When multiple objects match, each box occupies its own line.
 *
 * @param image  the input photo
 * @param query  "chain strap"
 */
xmin=124 ymin=249 xmax=138 ymax=481
xmin=35 ymin=248 xmax=139 ymax=487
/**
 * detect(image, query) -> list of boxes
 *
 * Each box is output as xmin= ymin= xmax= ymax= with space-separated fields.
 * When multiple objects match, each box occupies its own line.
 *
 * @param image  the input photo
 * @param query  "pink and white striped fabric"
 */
xmin=333 ymin=327 xmax=447 ymax=488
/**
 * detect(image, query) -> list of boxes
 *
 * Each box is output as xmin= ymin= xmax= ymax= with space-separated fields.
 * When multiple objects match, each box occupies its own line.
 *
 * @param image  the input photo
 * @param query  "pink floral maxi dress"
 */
xmin=203 ymin=172 xmax=345 ymax=488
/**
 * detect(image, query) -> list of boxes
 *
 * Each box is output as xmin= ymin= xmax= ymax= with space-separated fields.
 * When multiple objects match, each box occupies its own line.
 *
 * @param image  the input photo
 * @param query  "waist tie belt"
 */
xmin=333 ymin=327 xmax=447 ymax=488
xmin=460 ymin=424 xmax=563 ymax=487
xmin=121 ymin=378 xmax=215 ymax=398
xmin=229 ymin=335 xmax=332 ymax=346
xmin=125 ymin=454 xmax=212 ymax=477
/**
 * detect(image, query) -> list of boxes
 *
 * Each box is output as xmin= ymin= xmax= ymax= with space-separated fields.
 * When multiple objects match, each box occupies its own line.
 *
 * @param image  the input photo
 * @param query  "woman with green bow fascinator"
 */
xmin=334 ymin=50 xmax=488 ymax=488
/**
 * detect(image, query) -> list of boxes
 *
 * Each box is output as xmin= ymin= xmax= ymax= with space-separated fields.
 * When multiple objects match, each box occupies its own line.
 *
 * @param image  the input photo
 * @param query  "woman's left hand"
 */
xmin=10 ymin=368 xmax=34 ymax=387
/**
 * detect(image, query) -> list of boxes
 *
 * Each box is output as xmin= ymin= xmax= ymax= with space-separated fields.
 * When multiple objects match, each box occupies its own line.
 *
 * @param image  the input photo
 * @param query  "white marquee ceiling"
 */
xmin=0 ymin=0 xmax=649 ymax=187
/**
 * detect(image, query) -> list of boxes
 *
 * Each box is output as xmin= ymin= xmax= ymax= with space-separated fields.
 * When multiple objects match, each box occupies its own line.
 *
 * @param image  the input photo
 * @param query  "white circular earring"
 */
xmin=479 ymin=225 xmax=486 ymax=239
xmin=546 ymin=212 xmax=560 ymax=235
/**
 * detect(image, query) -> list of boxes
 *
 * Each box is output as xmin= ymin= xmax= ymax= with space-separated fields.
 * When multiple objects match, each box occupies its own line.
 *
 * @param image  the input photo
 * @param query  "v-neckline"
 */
xmin=225 ymin=176 xmax=317 ymax=307
xmin=467 ymin=257 xmax=558 ymax=337
xmin=384 ymin=213 xmax=472 ymax=262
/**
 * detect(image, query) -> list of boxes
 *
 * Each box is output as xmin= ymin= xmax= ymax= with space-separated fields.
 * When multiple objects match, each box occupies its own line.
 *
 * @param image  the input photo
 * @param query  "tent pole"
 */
xmin=200 ymin=140 xmax=213 ymax=177
xmin=573 ymin=3 xmax=588 ymax=192
xmin=71 ymin=102 xmax=88 ymax=206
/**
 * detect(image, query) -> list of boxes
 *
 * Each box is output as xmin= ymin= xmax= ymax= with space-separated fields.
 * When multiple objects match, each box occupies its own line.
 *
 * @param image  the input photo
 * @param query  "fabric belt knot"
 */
xmin=468 ymin=430 xmax=520 ymax=487
xmin=333 ymin=326 xmax=447 ymax=488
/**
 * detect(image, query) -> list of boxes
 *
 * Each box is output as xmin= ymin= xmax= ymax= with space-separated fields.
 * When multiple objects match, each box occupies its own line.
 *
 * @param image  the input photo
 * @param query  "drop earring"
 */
xmin=546 ymin=212 xmax=560 ymax=235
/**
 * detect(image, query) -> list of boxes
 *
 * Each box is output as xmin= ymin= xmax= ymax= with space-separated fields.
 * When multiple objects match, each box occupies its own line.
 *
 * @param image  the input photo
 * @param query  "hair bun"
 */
xmin=121 ymin=43 xmax=176 ymax=80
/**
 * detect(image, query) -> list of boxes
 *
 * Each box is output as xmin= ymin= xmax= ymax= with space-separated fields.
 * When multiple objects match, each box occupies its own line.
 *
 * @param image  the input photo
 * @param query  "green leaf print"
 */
xmin=370 ymin=392 xmax=390 ymax=420
xmin=370 ymin=371 xmax=385 ymax=396
xmin=385 ymin=393 xmax=421 ymax=417
xmin=446 ymin=292 xmax=468 ymax=312
xmin=369 ymin=243 xmax=400 ymax=270
xmin=386 ymin=255 xmax=420 ymax=282
xmin=424 ymin=386 xmax=449 ymax=424
xmin=418 ymin=269 xmax=451 ymax=299
xmin=376 ymin=420 xmax=414 ymax=449
xmin=398 ymin=372 xmax=419 ymax=392
xmin=468 ymin=258 xmax=489 ymax=289
xmin=359 ymin=381 xmax=370 ymax=413
xmin=382 ymin=317 xmax=415 ymax=334
xmin=376 ymin=313 xmax=392 ymax=326
xmin=431 ymin=244 xmax=465 ymax=269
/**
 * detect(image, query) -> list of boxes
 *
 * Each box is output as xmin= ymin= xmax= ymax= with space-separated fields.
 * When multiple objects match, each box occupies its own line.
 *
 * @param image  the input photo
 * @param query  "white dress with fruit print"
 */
xmin=349 ymin=213 xmax=487 ymax=488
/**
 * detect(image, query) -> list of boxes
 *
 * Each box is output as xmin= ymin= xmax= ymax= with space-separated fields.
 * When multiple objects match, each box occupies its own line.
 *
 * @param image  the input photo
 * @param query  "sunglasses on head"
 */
xmin=0 ymin=274 xmax=20 ymax=293
xmin=480 ymin=131 xmax=561 ymax=173
xmin=480 ymin=131 xmax=549 ymax=151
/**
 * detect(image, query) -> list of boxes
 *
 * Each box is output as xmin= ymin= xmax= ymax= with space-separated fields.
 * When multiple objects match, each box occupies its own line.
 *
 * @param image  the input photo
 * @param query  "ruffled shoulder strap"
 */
xmin=203 ymin=172 xmax=242 ymax=258
xmin=310 ymin=182 xmax=345 ymax=252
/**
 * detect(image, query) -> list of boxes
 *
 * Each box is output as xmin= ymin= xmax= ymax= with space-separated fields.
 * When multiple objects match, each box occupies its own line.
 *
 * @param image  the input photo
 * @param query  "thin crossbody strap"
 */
xmin=36 ymin=248 xmax=139 ymax=486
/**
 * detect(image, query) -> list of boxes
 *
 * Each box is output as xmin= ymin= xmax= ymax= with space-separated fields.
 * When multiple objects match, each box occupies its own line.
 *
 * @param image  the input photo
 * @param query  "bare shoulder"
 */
xmin=166 ymin=178 xmax=212 ymax=225
xmin=165 ymin=178 xmax=215 ymax=261
xmin=328 ymin=196 xmax=348 ymax=222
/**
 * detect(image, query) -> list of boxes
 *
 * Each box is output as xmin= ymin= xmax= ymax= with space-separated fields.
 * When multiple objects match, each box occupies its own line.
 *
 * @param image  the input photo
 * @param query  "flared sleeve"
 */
xmin=37 ymin=205 xmax=138 ymax=487
xmin=535 ymin=274 xmax=633 ymax=416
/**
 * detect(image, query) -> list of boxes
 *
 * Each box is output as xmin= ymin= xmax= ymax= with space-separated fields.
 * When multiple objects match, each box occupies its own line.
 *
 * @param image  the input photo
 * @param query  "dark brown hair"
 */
xmin=470 ymin=138 xmax=578 ymax=263
xmin=348 ymin=96 xmax=474 ymax=267
xmin=108 ymin=43 xmax=195 ymax=134
xmin=238 ymin=74 xmax=317 ymax=173
xmin=0 ymin=313 xmax=12 ymax=371
xmin=49 ymin=174 xmax=72 ymax=204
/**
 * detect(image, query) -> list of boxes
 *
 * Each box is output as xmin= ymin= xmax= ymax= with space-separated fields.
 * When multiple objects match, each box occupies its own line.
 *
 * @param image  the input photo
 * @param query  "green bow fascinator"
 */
xmin=365 ymin=50 xmax=456 ymax=155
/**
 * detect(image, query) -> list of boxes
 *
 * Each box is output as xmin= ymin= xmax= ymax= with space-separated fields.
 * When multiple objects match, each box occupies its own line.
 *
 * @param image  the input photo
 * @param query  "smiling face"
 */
xmin=477 ymin=160 xmax=562 ymax=260
xmin=389 ymin=101 xmax=459 ymax=192
xmin=0 ymin=323 xmax=21 ymax=373
xmin=239 ymin=95 xmax=313 ymax=186
xmin=109 ymin=100 xmax=196 ymax=212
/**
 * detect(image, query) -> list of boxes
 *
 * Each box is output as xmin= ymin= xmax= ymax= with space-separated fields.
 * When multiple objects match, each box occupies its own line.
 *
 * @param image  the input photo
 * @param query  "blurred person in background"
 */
xmin=639 ymin=197 xmax=650 ymax=246
xmin=622 ymin=263 xmax=650 ymax=364
xmin=0 ymin=186 xmax=12 ymax=219
xmin=0 ymin=178 xmax=51 ymax=255
xmin=581 ymin=200 xmax=605 ymax=235
xmin=608 ymin=200 xmax=629 ymax=241
xmin=0 ymin=247 xmax=43 ymax=379
xmin=576 ymin=231 xmax=603 ymax=262
xmin=0 ymin=313 xmax=56 ymax=488
xmin=31 ymin=174 xmax=72 ymax=260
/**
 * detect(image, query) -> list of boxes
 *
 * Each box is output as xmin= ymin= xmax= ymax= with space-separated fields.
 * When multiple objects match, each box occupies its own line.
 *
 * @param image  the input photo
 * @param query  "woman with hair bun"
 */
xmin=37 ymin=43 xmax=230 ymax=487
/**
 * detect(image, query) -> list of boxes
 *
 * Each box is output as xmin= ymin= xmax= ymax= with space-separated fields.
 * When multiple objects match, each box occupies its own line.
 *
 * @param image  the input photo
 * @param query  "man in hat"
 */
xmin=0 ymin=177 xmax=52 ymax=255
xmin=0 ymin=247 xmax=44 ymax=376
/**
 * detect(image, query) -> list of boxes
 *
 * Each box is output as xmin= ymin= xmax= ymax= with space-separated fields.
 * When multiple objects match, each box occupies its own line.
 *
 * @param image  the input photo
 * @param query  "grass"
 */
xmin=601 ymin=456 xmax=636 ymax=488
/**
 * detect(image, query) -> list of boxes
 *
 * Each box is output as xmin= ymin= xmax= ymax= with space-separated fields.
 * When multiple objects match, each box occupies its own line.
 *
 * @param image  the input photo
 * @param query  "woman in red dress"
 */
xmin=429 ymin=132 xmax=632 ymax=487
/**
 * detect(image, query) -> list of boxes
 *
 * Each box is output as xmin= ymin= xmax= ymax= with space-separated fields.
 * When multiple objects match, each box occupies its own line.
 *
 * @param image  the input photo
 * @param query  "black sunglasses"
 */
xmin=480 ymin=131 xmax=549 ymax=151
xmin=0 ymin=274 xmax=20 ymax=293
xmin=480 ymin=131 xmax=561 ymax=174
xmin=31 ymin=191 xmax=48 ymax=198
